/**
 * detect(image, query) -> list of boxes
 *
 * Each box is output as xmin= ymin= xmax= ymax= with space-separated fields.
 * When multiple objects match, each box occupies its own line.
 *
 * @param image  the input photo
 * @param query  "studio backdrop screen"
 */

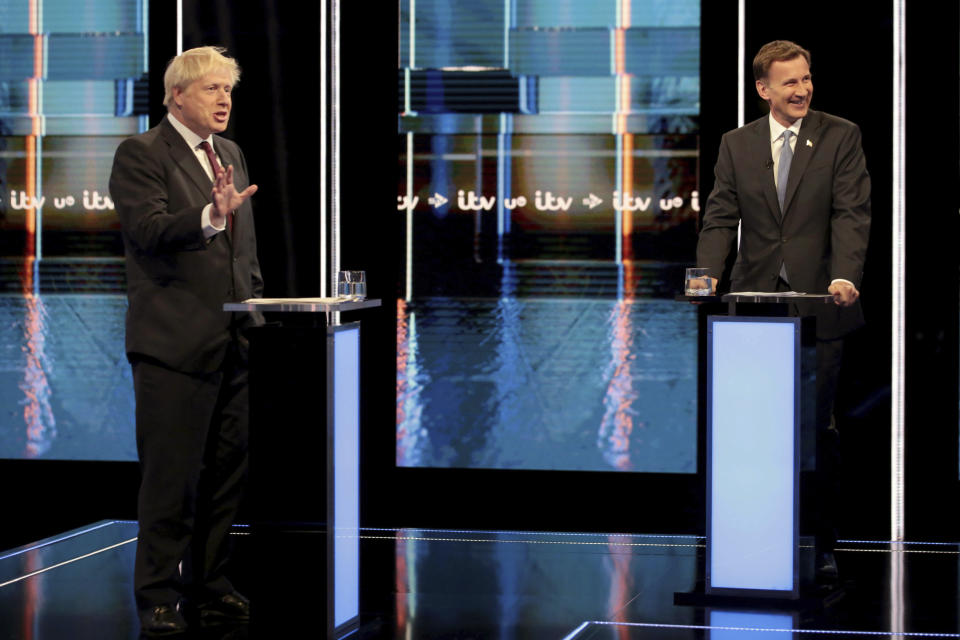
xmin=0 ymin=0 xmax=147 ymax=461
xmin=396 ymin=1 xmax=701 ymax=472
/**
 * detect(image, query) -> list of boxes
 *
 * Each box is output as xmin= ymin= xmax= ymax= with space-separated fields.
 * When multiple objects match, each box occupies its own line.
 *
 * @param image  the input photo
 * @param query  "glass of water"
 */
xmin=337 ymin=270 xmax=367 ymax=300
xmin=684 ymin=268 xmax=713 ymax=296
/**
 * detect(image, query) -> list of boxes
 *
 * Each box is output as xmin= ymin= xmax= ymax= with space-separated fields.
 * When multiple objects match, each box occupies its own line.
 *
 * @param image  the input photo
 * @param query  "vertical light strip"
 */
xmin=502 ymin=0 xmax=510 ymax=70
xmin=176 ymin=0 xmax=182 ymax=53
xmin=496 ymin=114 xmax=506 ymax=241
xmin=888 ymin=542 xmax=905 ymax=636
xmin=37 ymin=8 xmax=45 ymax=263
xmin=405 ymin=133 xmax=413 ymax=302
xmin=140 ymin=0 xmax=149 ymax=132
xmin=497 ymin=1 xmax=511 ymax=262
xmin=612 ymin=0 xmax=631 ymax=264
xmin=621 ymin=125 xmax=634 ymax=263
xmin=620 ymin=1 xmax=632 ymax=264
xmin=890 ymin=0 xmax=906 ymax=543
xmin=320 ymin=0 xmax=328 ymax=296
xmin=737 ymin=0 xmax=745 ymax=127
xmin=404 ymin=0 xmax=416 ymax=302
xmin=140 ymin=0 xmax=147 ymax=72
xmin=609 ymin=27 xmax=616 ymax=86
xmin=495 ymin=112 xmax=514 ymax=258
xmin=736 ymin=1 xmax=744 ymax=249
xmin=331 ymin=0 xmax=341 ymax=321
xmin=26 ymin=0 xmax=43 ymax=279
xmin=614 ymin=134 xmax=622 ymax=265
xmin=409 ymin=0 xmax=416 ymax=70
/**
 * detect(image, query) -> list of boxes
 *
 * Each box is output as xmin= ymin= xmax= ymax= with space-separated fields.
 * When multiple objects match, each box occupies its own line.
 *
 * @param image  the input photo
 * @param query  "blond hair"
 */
xmin=163 ymin=46 xmax=241 ymax=108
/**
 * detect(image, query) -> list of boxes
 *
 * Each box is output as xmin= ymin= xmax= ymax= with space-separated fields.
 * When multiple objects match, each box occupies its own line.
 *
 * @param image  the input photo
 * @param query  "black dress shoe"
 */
xmin=140 ymin=604 xmax=188 ymax=636
xmin=196 ymin=591 xmax=250 ymax=626
xmin=815 ymin=551 xmax=839 ymax=584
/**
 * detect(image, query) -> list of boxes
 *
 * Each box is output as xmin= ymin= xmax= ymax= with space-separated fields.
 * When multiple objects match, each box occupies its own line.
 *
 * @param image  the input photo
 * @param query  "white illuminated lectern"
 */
xmin=224 ymin=296 xmax=381 ymax=637
xmin=677 ymin=292 xmax=832 ymax=608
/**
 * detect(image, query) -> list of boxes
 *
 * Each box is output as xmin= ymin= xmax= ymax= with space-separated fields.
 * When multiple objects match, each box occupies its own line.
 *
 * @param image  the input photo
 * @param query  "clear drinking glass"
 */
xmin=684 ymin=268 xmax=713 ymax=296
xmin=337 ymin=270 xmax=367 ymax=300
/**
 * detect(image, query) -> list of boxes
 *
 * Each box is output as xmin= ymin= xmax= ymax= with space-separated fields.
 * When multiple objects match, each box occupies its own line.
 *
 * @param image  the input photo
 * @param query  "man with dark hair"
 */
xmin=110 ymin=46 xmax=262 ymax=635
xmin=696 ymin=40 xmax=871 ymax=582
xmin=751 ymin=39 xmax=811 ymax=87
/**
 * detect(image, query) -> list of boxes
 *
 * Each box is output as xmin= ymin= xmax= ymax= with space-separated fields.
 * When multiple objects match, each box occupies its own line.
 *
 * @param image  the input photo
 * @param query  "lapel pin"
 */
xmin=806 ymin=139 xmax=814 ymax=148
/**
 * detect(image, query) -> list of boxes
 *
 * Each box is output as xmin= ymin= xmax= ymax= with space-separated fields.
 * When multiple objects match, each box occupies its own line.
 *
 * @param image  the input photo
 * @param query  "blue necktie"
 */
xmin=777 ymin=130 xmax=793 ymax=213
xmin=776 ymin=131 xmax=793 ymax=284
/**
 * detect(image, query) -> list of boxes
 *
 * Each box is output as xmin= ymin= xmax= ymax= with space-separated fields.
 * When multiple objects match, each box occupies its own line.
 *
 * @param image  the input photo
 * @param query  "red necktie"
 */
xmin=198 ymin=140 xmax=223 ymax=178
xmin=199 ymin=141 xmax=232 ymax=235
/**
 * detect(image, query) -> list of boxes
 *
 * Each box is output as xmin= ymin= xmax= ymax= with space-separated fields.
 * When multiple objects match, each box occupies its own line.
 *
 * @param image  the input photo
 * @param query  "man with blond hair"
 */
xmin=110 ymin=46 xmax=262 ymax=635
xmin=696 ymin=40 xmax=871 ymax=584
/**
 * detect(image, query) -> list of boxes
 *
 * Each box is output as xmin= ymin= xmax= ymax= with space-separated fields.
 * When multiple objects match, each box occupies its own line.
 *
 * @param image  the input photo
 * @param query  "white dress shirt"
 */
xmin=167 ymin=112 xmax=225 ymax=238
xmin=768 ymin=114 xmax=801 ymax=192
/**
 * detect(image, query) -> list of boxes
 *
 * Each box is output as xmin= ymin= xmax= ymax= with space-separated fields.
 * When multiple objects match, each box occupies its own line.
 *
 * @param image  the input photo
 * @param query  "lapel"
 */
xmin=749 ymin=117 xmax=782 ymax=222
xmin=159 ymin=117 xmax=214 ymax=200
xmin=159 ymin=118 xmax=234 ymax=248
xmin=212 ymin=135 xmax=234 ymax=173
xmin=781 ymin=110 xmax=821 ymax=217
xmin=212 ymin=136 xmax=238 ymax=247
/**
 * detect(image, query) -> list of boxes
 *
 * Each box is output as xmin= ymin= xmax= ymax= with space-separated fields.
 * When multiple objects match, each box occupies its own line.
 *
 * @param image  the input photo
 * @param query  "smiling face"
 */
xmin=171 ymin=70 xmax=233 ymax=138
xmin=756 ymin=55 xmax=813 ymax=127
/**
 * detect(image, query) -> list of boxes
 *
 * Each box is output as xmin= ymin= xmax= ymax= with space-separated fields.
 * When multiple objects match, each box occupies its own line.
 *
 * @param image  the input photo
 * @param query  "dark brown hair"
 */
xmin=752 ymin=40 xmax=811 ymax=81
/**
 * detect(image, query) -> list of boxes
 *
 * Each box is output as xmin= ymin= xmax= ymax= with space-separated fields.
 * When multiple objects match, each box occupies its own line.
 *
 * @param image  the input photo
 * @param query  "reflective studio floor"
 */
xmin=1 ymin=521 xmax=959 ymax=639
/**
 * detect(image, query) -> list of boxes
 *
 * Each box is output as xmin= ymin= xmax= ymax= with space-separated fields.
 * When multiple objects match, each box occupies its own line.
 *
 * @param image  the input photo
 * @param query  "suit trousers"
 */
xmin=132 ymin=342 xmax=249 ymax=609
xmin=777 ymin=278 xmax=844 ymax=550
xmin=815 ymin=336 xmax=844 ymax=552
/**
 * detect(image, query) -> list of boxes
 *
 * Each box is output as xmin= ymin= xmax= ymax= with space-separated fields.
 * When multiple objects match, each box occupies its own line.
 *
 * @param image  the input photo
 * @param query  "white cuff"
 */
xmin=201 ymin=204 xmax=225 ymax=239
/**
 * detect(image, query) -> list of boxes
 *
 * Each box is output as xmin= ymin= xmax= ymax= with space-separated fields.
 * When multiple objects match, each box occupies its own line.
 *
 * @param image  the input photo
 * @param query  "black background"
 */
xmin=1 ymin=0 xmax=957 ymax=551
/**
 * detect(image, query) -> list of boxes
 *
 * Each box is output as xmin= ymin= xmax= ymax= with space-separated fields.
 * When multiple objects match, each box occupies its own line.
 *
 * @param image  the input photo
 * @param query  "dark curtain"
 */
xmin=178 ymin=0 xmax=322 ymax=297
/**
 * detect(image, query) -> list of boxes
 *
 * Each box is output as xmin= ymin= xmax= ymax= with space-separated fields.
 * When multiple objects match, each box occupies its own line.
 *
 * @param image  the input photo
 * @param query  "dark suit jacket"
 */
xmin=696 ymin=110 xmax=871 ymax=339
xmin=110 ymin=115 xmax=264 ymax=373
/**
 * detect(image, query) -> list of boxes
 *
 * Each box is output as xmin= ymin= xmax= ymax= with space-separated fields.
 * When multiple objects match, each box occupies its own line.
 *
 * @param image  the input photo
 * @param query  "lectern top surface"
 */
xmin=222 ymin=297 xmax=382 ymax=313
xmin=722 ymin=292 xmax=833 ymax=304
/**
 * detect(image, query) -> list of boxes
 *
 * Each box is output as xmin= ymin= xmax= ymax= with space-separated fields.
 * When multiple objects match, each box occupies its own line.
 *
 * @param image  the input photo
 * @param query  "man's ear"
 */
xmin=172 ymin=86 xmax=183 ymax=109
xmin=755 ymin=79 xmax=769 ymax=101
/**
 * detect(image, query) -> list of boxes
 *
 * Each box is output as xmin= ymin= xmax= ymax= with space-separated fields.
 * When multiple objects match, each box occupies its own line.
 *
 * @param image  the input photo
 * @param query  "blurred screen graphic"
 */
xmin=0 ymin=0 xmax=147 ymax=460
xmin=396 ymin=0 xmax=701 ymax=472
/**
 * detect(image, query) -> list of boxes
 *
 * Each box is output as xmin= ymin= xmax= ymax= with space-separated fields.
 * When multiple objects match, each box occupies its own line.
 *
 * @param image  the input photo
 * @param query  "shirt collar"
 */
xmin=768 ymin=113 xmax=802 ymax=143
xmin=166 ymin=112 xmax=214 ymax=151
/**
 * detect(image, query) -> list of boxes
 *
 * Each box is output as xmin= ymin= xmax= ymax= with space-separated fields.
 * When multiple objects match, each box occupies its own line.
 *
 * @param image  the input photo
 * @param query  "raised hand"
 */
xmin=211 ymin=164 xmax=258 ymax=227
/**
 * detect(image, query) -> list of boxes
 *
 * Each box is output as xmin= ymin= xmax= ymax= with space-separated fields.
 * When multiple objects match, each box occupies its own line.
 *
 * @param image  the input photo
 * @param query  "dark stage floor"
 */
xmin=1 ymin=521 xmax=958 ymax=639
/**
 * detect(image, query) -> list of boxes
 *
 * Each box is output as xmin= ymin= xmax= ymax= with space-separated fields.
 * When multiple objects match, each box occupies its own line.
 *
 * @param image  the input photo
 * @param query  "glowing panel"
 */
xmin=329 ymin=323 xmax=360 ymax=633
xmin=707 ymin=317 xmax=798 ymax=595
xmin=709 ymin=610 xmax=795 ymax=639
